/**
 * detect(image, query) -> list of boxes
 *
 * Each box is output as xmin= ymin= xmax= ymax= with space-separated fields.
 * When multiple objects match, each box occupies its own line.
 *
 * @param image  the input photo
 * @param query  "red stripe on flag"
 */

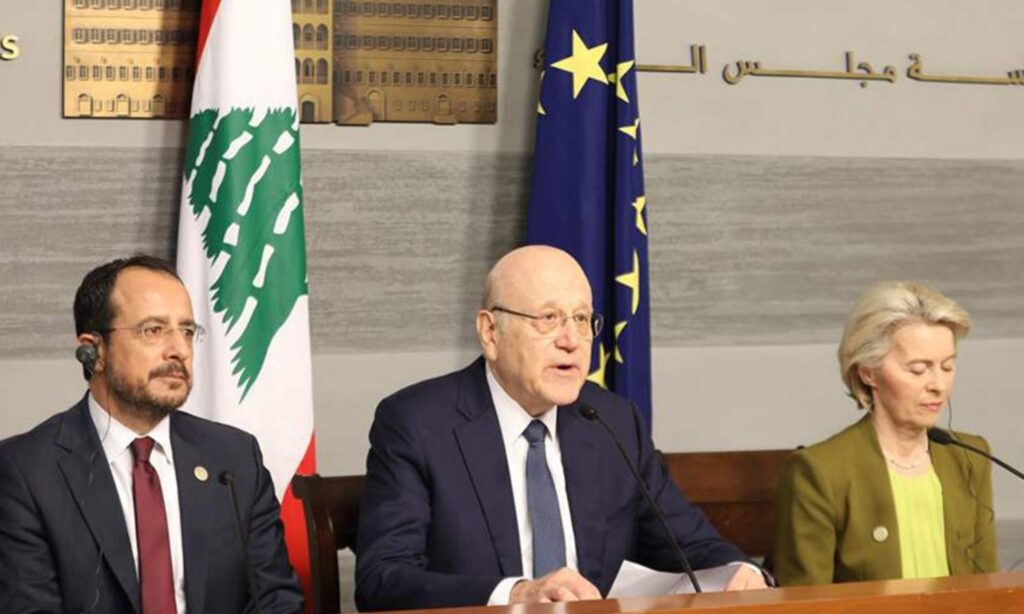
xmin=282 ymin=435 xmax=317 ymax=614
xmin=195 ymin=0 xmax=223 ymax=67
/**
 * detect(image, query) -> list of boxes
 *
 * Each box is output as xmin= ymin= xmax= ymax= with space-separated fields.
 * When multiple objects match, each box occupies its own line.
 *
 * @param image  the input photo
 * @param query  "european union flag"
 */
xmin=527 ymin=0 xmax=652 ymax=426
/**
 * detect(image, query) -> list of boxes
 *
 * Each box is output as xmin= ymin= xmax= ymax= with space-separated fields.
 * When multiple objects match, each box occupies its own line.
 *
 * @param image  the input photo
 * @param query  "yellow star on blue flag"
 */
xmin=551 ymin=30 xmax=609 ymax=99
xmin=527 ymin=0 xmax=652 ymax=426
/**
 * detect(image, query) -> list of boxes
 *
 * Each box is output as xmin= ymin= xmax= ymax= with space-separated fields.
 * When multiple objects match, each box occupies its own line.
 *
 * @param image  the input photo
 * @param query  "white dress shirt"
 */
xmin=481 ymin=369 xmax=761 ymax=604
xmin=88 ymin=394 xmax=187 ymax=614
xmin=485 ymin=366 xmax=578 ymax=605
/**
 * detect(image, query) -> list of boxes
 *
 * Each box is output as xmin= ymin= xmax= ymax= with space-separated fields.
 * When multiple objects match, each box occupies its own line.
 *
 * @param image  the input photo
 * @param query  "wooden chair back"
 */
xmin=291 ymin=474 xmax=364 ymax=614
xmin=663 ymin=449 xmax=792 ymax=560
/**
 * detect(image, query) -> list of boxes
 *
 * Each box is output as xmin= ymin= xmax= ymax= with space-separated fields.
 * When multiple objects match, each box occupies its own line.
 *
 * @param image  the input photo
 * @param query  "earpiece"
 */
xmin=75 ymin=333 xmax=101 ymax=378
xmin=75 ymin=343 xmax=98 ymax=369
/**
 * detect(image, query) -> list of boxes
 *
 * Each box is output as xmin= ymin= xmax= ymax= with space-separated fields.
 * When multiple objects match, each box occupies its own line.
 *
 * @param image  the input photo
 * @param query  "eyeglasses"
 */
xmin=490 ymin=306 xmax=604 ymax=338
xmin=102 ymin=322 xmax=207 ymax=346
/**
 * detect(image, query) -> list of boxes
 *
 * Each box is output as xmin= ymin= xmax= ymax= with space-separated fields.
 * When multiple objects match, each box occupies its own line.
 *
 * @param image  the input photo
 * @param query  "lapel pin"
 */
xmin=194 ymin=465 xmax=209 ymax=482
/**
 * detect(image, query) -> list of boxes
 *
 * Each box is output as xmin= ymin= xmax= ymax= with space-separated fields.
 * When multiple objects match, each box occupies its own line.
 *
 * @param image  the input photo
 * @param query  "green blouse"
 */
xmin=888 ymin=465 xmax=950 ymax=579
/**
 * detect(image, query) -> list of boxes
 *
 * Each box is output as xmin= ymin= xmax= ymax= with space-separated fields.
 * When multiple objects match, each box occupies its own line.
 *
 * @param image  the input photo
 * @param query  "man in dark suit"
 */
xmin=356 ymin=246 xmax=766 ymax=611
xmin=0 ymin=256 xmax=303 ymax=613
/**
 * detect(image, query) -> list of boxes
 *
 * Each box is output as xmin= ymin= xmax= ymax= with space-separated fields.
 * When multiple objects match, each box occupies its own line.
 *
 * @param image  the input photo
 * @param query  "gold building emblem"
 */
xmin=295 ymin=0 xmax=498 ymax=125
xmin=62 ymin=0 xmax=200 ymax=119
xmin=63 ymin=0 xmax=497 ymax=125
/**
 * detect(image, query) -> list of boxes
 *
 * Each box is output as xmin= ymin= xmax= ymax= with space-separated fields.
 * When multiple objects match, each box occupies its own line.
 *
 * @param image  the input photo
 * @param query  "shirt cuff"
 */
xmin=487 ymin=577 xmax=526 ymax=606
xmin=727 ymin=561 xmax=776 ymax=587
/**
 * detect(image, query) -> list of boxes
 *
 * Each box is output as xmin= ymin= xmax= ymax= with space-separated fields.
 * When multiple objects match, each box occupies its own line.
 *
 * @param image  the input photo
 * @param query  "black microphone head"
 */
xmin=580 ymin=404 xmax=599 ymax=421
xmin=75 ymin=343 xmax=98 ymax=367
xmin=927 ymin=427 xmax=954 ymax=445
xmin=219 ymin=470 xmax=234 ymax=485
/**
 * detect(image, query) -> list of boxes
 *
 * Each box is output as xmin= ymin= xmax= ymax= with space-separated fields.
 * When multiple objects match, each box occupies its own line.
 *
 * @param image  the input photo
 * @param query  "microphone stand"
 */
xmin=928 ymin=428 xmax=1024 ymax=481
xmin=580 ymin=405 xmax=703 ymax=593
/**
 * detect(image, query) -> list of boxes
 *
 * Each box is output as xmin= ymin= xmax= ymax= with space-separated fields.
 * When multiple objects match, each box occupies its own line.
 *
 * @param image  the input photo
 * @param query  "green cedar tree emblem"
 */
xmin=183 ymin=107 xmax=308 ymax=399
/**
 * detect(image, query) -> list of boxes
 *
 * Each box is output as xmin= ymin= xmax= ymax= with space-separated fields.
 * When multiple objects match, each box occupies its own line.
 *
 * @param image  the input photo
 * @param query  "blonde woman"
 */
xmin=773 ymin=282 xmax=997 ymax=585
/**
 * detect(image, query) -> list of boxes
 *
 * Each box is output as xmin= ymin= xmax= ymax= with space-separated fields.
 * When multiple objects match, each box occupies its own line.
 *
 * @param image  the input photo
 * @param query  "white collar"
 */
xmin=88 ymin=393 xmax=174 ymax=466
xmin=485 ymin=363 xmax=558 ymax=449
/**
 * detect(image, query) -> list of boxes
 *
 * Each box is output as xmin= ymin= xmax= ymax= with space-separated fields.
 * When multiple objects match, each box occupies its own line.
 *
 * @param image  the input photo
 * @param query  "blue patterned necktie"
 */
xmin=523 ymin=419 xmax=566 ymax=577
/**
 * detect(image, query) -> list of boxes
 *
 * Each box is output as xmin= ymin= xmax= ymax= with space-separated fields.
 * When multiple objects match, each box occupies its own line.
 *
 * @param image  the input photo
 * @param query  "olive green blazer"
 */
xmin=773 ymin=415 xmax=997 ymax=586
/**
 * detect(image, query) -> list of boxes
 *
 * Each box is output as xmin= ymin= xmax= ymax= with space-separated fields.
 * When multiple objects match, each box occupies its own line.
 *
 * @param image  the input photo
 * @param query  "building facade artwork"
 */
xmin=296 ymin=0 xmax=498 ymax=125
xmin=293 ymin=0 xmax=335 ymax=123
xmin=63 ymin=0 xmax=200 ymax=119
xmin=63 ymin=0 xmax=496 ymax=125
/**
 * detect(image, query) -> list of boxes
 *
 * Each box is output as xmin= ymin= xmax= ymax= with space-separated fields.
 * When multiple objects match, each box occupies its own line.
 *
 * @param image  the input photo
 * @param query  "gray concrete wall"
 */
xmin=3 ymin=146 xmax=1023 ymax=521
xmin=4 ymin=148 xmax=1022 ymax=357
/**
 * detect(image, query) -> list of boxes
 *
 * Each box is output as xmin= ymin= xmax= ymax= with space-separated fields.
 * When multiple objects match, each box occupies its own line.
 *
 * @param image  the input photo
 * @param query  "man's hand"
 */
xmin=509 ymin=568 xmax=602 ymax=603
xmin=723 ymin=564 xmax=768 ymax=591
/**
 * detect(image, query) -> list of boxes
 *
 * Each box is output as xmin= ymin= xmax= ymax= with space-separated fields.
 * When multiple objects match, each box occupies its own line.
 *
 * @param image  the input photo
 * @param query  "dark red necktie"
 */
xmin=131 ymin=437 xmax=177 ymax=614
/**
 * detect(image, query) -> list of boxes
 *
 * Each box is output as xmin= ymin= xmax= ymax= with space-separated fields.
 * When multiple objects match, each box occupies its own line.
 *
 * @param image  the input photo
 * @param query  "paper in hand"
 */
xmin=607 ymin=560 xmax=739 ymax=598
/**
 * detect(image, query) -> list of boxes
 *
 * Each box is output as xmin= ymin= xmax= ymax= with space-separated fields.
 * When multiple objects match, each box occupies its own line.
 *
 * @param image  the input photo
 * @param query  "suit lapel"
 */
xmin=557 ymin=403 xmax=605 ymax=583
xmin=56 ymin=399 xmax=141 ymax=614
xmin=170 ymin=414 xmax=215 ymax=613
xmin=452 ymin=360 xmax=523 ymax=576
xmin=851 ymin=416 xmax=902 ymax=580
xmin=931 ymin=440 xmax=970 ymax=574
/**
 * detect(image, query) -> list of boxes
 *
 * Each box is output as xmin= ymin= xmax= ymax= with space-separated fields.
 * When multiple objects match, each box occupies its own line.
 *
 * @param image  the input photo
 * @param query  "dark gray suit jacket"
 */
xmin=0 ymin=397 xmax=304 ymax=614
xmin=355 ymin=358 xmax=745 ymax=611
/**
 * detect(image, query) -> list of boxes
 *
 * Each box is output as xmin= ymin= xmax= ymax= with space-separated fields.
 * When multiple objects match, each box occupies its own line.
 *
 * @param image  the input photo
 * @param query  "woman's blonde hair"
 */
xmin=839 ymin=281 xmax=971 ymax=409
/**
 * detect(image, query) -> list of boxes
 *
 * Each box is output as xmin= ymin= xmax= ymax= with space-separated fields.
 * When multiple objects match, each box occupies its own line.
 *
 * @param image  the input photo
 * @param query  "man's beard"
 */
xmin=107 ymin=360 xmax=191 ymax=422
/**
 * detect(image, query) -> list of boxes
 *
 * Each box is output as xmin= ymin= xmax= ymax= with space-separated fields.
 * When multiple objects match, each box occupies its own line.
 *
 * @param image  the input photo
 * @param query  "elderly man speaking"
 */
xmin=355 ymin=246 xmax=765 ymax=611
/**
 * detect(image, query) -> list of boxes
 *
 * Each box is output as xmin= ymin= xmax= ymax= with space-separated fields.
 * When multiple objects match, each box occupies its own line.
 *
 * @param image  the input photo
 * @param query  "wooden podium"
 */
xmin=364 ymin=573 xmax=1024 ymax=614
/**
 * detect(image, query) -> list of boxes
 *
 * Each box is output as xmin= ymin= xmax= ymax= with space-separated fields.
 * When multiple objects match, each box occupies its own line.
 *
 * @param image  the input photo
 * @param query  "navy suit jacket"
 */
xmin=0 ymin=397 xmax=304 ymax=614
xmin=355 ymin=358 xmax=746 ymax=611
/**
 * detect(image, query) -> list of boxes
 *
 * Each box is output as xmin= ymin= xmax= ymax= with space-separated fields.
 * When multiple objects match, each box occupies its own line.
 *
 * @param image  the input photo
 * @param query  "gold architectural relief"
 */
xmin=297 ymin=0 xmax=498 ymax=125
xmin=293 ymin=0 xmax=335 ymax=123
xmin=63 ymin=0 xmax=200 ymax=119
xmin=62 ymin=0 xmax=498 ymax=124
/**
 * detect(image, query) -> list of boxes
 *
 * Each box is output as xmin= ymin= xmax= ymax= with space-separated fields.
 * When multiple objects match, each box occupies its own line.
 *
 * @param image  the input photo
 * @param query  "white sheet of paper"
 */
xmin=607 ymin=560 xmax=739 ymax=598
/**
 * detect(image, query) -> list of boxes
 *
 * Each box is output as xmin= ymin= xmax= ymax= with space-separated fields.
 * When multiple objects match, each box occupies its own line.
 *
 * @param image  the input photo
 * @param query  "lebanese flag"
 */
xmin=176 ymin=0 xmax=316 ymax=606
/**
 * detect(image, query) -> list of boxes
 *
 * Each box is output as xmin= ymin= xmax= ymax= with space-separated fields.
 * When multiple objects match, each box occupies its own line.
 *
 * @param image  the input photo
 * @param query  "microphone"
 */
xmin=219 ymin=471 xmax=265 ymax=614
xmin=927 ymin=428 xmax=1024 ymax=481
xmin=580 ymin=404 xmax=703 ymax=593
